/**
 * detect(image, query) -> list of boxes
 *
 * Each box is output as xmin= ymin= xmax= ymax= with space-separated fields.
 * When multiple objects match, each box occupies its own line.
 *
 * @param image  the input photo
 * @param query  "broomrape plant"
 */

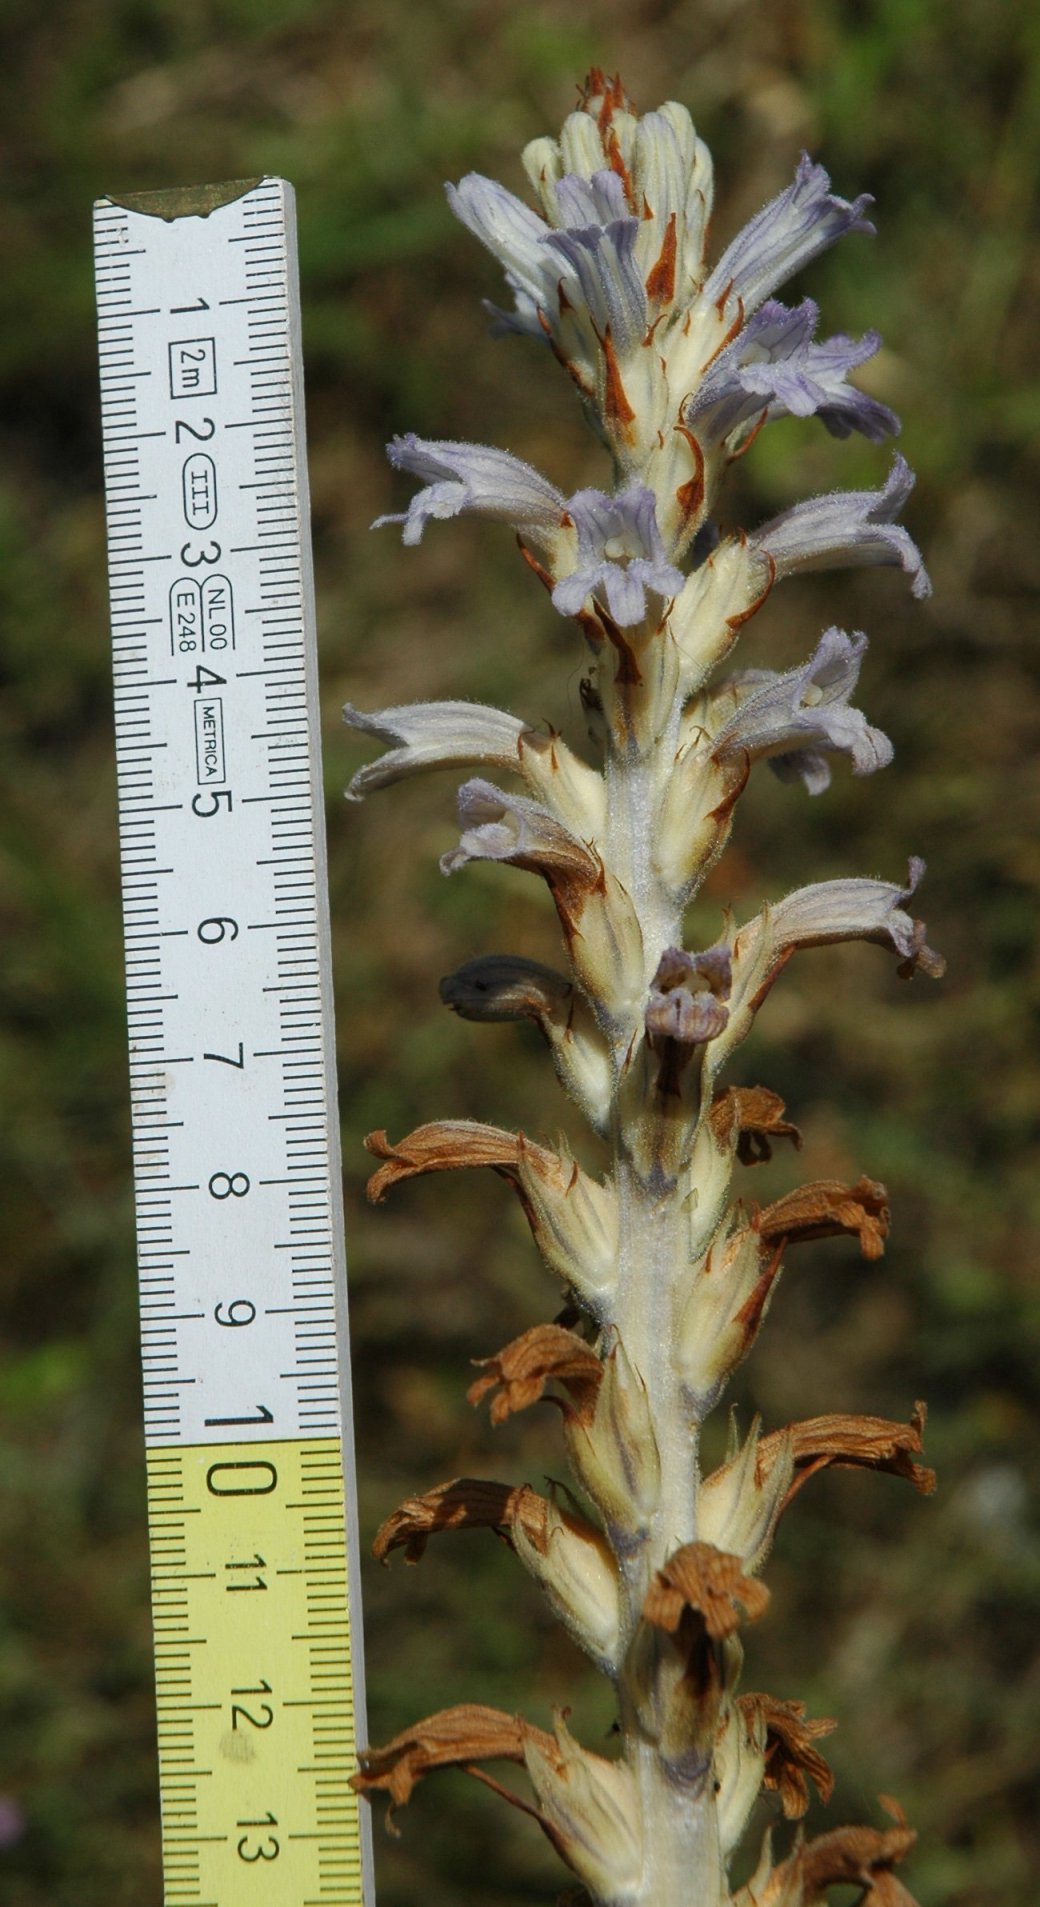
xmin=347 ymin=71 xmax=943 ymax=1907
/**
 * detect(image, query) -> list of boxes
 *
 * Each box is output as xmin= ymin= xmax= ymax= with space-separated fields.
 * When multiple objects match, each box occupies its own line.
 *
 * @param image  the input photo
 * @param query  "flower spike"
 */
xmin=351 ymin=70 xmax=936 ymax=1907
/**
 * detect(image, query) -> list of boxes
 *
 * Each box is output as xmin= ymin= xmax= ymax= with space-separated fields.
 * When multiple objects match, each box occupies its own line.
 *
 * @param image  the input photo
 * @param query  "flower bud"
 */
xmin=524 ymin=1716 xmax=643 ymax=1904
xmin=666 ymin=535 xmax=764 ymax=697
xmin=677 ymin=1221 xmax=783 ymax=1414
xmin=654 ymin=745 xmax=748 ymax=901
xmin=697 ymin=1419 xmax=794 ymax=1573
xmin=564 ymin=1337 xmax=661 ymax=1538
xmin=440 ymin=956 xmax=613 ymax=1134
xmin=713 ymin=1698 xmax=767 ymax=1858
xmin=511 ymin=1494 xmax=622 ymax=1671
xmin=517 ymin=1137 xmax=619 ymax=1315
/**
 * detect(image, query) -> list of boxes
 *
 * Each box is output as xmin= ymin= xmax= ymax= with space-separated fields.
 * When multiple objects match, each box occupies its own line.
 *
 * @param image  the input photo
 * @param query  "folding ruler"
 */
xmin=94 ymin=176 xmax=373 ymax=1907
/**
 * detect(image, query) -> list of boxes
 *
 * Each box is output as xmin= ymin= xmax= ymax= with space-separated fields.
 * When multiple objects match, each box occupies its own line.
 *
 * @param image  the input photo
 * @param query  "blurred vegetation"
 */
xmin=1 ymin=1 xmax=1038 ymax=1903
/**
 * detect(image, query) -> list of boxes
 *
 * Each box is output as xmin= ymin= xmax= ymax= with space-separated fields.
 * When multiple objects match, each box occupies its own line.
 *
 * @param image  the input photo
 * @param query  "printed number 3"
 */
xmin=237 ymin=1831 xmax=279 ymax=1863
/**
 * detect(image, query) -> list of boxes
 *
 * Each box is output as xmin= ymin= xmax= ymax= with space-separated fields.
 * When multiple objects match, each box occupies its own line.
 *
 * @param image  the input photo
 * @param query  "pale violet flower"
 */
xmin=542 ymin=213 xmax=648 ymax=358
xmin=440 ymin=778 xmax=599 ymax=886
xmin=447 ymin=169 xmax=649 ymax=354
xmin=522 ymin=89 xmax=715 ymax=312
xmin=709 ymin=627 xmax=893 ymax=794
xmin=379 ymin=436 xmax=682 ymax=628
xmin=343 ymin=701 xmax=528 ymax=798
xmin=702 ymin=154 xmax=874 ymax=318
xmin=749 ymin=454 xmax=931 ymax=598
xmin=685 ymin=299 xmax=899 ymax=448
xmin=734 ymin=858 xmax=945 ymax=990
xmin=553 ymin=168 xmax=631 ymax=228
xmin=374 ymin=435 xmax=564 ymax=544
xmin=645 ymin=944 xmax=732 ymax=1049
xmin=447 ymin=171 xmax=575 ymax=340
xmin=552 ymin=486 xmax=683 ymax=625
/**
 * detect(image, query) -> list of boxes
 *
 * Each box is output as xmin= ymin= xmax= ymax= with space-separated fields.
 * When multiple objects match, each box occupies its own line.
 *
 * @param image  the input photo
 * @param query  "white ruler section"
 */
xmin=95 ymin=177 xmax=358 ymax=1448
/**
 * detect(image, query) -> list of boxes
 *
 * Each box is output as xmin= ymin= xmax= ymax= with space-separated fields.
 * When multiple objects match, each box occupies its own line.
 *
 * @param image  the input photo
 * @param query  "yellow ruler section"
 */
xmin=147 ymin=1438 xmax=364 ymax=1906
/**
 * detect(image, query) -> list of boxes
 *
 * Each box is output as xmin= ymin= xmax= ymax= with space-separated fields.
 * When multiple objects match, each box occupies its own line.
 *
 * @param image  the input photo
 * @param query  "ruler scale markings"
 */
xmin=95 ymin=180 xmax=372 ymax=1907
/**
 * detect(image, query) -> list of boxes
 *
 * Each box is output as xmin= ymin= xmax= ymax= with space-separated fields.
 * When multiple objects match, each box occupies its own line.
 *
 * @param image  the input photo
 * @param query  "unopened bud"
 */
xmin=512 ymin=1495 xmax=621 ymax=1671
xmin=524 ymin=1716 xmax=643 ymax=1904
xmin=565 ymin=1337 xmax=660 ymax=1537
xmin=517 ymin=1138 xmax=619 ymax=1316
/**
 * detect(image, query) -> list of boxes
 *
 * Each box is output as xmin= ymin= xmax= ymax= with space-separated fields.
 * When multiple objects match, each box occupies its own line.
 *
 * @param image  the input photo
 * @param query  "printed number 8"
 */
xmin=209 ymin=1171 xmax=250 ymax=1200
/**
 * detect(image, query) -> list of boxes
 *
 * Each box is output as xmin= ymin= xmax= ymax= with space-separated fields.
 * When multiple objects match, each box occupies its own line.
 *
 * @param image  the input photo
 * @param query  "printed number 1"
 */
xmin=203 ymin=1042 xmax=244 ymax=1068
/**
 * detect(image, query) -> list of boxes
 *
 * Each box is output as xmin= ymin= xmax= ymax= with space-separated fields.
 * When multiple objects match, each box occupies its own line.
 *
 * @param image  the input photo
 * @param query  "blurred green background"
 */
xmin=1 ymin=1 xmax=1038 ymax=1902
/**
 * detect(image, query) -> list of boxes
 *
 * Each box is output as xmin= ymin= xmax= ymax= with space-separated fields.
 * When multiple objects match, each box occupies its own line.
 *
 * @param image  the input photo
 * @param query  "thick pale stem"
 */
xmin=613 ymin=1156 xmax=726 ymax=1907
xmin=601 ymin=709 xmax=729 ymax=1907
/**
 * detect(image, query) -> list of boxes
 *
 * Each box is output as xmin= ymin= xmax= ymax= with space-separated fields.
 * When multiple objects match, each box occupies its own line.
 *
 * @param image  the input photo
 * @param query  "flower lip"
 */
xmin=703 ymin=151 xmax=875 ymax=318
xmin=685 ymin=297 xmax=900 ymax=447
xmin=750 ymin=452 xmax=931 ymax=599
xmin=708 ymin=625 xmax=894 ymax=794
xmin=376 ymin=434 xmax=564 ymax=544
xmin=551 ymin=484 xmax=684 ymax=626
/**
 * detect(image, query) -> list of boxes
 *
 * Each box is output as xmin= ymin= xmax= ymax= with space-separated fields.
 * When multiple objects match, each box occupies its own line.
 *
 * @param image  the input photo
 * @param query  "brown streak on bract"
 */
xmin=517 ymin=536 xmax=555 ymax=595
xmin=645 ymin=211 xmax=677 ymax=305
xmin=595 ymin=601 xmax=644 ymax=685
xmin=673 ymin=423 xmax=705 ymax=528
xmin=603 ymin=125 xmax=636 ymax=208
xmin=576 ymin=607 xmax=606 ymax=648
xmin=727 ymin=407 xmax=769 ymax=463
xmin=742 ymin=942 xmax=795 ymax=1021
xmin=600 ymin=327 xmax=637 ymax=433
xmin=732 ymin=1241 xmax=784 ymax=1350
xmin=726 ymin=548 xmax=775 ymax=632
xmin=538 ymin=303 xmax=595 ymax=394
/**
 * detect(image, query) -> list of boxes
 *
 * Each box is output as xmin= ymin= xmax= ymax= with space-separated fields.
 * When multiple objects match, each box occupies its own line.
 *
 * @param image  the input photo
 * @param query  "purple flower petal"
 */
xmin=554 ymin=167 xmax=631 ymax=229
xmin=551 ymin=485 xmax=684 ymax=626
xmin=762 ymin=859 xmax=945 ymax=975
xmin=440 ymin=778 xmax=600 ymax=886
xmin=710 ymin=627 xmax=893 ymax=792
xmin=749 ymin=453 xmax=931 ymax=598
xmin=703 ymin=153 xmax=875 ymax=315
xmin=543 ymin=218 xmax=648 ymax=358
xmin=375 ymin=435 xmax=564 ymax=545
xmin=446 ymin=173 xmax=554 ymax=338
xmin=686 ymin=299 xmax=899 ymax=446
xmin=344 ymin=700 xmax=527 ymax=798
